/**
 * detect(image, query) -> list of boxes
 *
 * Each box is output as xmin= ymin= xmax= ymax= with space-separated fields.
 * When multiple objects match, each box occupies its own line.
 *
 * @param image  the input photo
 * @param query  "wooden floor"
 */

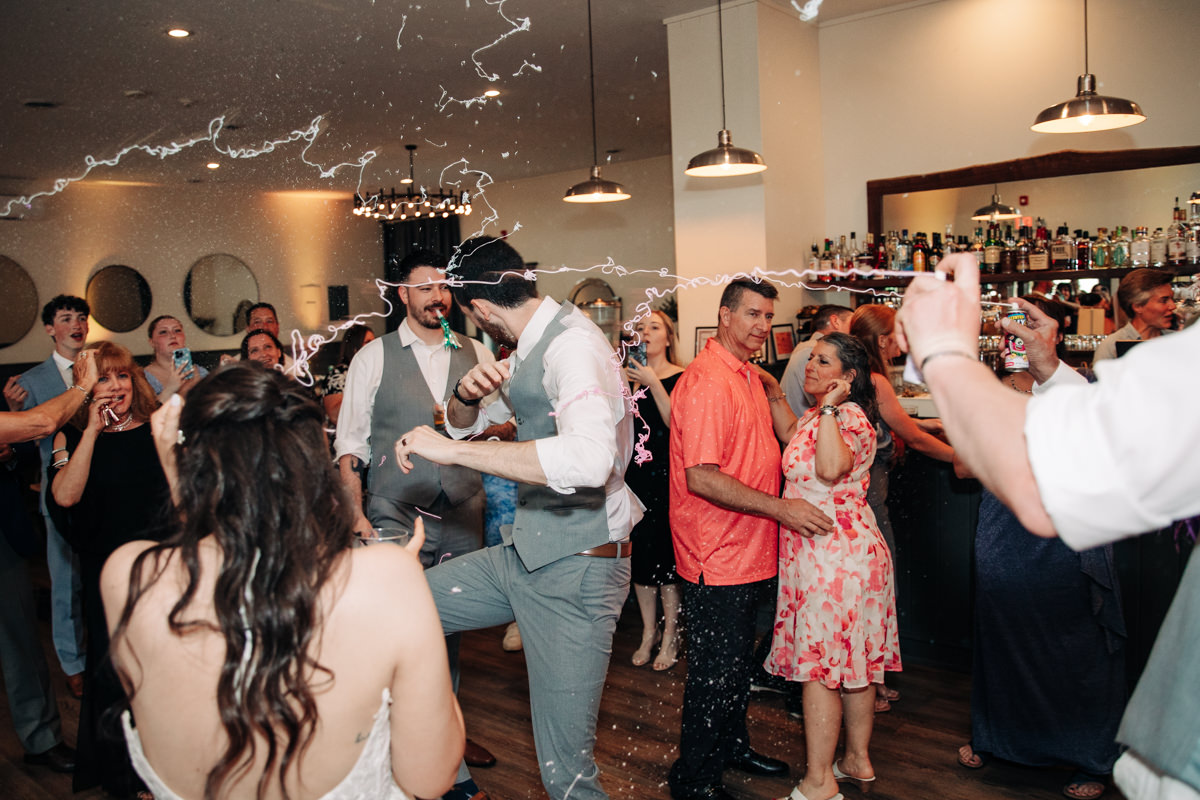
xmin=0 ymin=590 xmax=1127 ymax=800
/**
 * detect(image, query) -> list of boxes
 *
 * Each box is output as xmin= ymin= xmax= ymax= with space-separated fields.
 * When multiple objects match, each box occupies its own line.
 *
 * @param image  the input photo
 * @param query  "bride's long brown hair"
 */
xmin=110 ymin=362 xmax=356 ymax=800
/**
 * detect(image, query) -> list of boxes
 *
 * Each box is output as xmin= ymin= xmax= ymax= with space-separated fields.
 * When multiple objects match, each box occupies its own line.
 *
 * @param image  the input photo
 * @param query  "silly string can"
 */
xmin=1004 ymin=308 xmax=1029 ymax=372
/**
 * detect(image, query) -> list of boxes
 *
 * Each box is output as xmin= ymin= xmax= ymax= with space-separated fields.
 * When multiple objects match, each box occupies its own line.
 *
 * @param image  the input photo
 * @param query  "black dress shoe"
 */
xmin=464 ymin=737 xmax=497 ymax=768
xmin=670 ymin=784 xmax=736 ymax=800
xmin=23 ymin=742 xmax=76 ymax=773
xmin=728 ymin=749 xmax=788 ymax=776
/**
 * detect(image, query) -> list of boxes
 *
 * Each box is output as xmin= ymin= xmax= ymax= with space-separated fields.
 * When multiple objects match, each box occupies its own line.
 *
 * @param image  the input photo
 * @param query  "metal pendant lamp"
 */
xmin=564 ymin=0 xmax=630 ymax=203
xmin=1031 ymin=0 xmax=1145 ymax=134
xmin=971 ymin=185 xmax=1020 ymax=222
xmin=685 ymin=0 xmax=766 ymax=178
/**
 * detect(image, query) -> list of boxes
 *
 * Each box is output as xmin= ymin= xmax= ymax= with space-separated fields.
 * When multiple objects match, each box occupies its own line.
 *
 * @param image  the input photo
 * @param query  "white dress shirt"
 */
xmin=447 ymin=297 xmax=643 ymax=540
xmin=52 ymin=351 xmax=74 ymax=387
xmin=1026 ymin=322 xmax=1200 ymax=550
xmin=334 ymin=318 xmax=494 ymax=467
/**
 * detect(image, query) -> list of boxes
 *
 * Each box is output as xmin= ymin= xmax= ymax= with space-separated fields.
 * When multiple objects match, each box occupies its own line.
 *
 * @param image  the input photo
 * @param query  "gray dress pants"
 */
xmin=426 ymin=542 xmax=630 ymax=800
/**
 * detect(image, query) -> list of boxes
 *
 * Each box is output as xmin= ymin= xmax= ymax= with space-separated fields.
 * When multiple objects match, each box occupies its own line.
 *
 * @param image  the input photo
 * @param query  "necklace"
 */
xmin=107 ymin=412 xmax=134 ymax=431
xmin=1006 ymin=375 xmax=1033 ymax=395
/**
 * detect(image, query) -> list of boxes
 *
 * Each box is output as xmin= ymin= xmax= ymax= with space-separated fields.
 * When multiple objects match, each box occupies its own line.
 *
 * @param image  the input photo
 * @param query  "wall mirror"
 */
xmin=0 ymin=256 xmax=39 ymax=348
xmin=87 ymin=264 xmax=153 ymax=333
xmin=868 ymin=146 xmax=1200 ymax=244
xmin=184 ymin=254 xmax=259 ymax=336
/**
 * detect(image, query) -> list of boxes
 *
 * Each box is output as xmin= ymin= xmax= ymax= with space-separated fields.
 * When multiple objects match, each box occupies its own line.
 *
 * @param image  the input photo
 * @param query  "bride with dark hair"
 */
xmin=100 ymin=362 xmax=464 ymax=800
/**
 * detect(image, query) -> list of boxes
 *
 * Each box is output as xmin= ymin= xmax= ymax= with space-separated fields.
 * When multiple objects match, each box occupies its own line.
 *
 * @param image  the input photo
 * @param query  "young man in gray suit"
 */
xmin=10 ymin=295 xmax=90 ymax=697
xmin=395 ymin=236 xmax=639 ymax=800
xmin=334 ymin=249 xmax=497 ymax=800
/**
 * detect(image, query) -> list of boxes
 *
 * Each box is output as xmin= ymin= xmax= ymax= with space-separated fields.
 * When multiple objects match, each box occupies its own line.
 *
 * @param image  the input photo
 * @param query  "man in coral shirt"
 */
xmin=668 ymin=279 xmax=833 ymax=800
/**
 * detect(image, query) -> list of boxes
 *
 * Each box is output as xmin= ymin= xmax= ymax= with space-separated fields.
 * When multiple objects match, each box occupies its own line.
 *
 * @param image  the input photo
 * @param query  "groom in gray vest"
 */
xmin=334 ymin=249 xmax=498 ymax=799
xmin=394 ymin=236 xmax=640 ymax=800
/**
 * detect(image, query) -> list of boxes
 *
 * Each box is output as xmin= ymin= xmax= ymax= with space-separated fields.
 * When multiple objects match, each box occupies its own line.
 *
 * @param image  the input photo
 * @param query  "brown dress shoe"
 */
xmin=65 ymin=673 xmax=84 ymax=700
xmin=464 ymin=738 xmax=497 ymax=768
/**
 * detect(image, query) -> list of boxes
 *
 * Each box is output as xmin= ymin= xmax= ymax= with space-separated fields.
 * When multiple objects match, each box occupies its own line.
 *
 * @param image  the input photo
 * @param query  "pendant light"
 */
xmin=1031 ymin=0 xmax=1145 ymax=133
xmin=685 ymin=0 xmax=766 ymax=177
xmin=564 ymin=0 xmax=630 ymax=203
xmin=971 ymin=185 xmax=1020 ymax=222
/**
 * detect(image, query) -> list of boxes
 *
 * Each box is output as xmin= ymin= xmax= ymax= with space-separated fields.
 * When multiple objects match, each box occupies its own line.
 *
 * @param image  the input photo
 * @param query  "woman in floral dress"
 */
xmin=764 ymin=332 xmax=901 ymax=800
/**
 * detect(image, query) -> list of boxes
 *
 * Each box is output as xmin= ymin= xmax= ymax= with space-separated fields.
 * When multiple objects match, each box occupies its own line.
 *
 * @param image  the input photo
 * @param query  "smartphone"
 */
xmin=173 ymin=347 xmax=194 ymax=376
xmin=628 ymin=342 xmax=647 ymax=366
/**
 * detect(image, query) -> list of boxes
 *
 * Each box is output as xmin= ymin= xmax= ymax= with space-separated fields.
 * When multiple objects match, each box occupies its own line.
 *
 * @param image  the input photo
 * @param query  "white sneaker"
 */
xmin=502 ymin=621 xmax=523 ymax=652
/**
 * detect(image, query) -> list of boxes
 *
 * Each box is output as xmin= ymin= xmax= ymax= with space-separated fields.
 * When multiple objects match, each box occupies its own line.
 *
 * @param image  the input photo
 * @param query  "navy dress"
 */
xmin=626 ymin=373 xmax=680 ymax=586
xmin=970 ymin=490 xmax=1126 ymax=775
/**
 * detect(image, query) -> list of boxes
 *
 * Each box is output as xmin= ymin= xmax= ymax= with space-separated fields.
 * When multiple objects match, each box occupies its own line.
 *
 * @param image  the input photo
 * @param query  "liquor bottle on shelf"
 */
xmin=1150 ymin=227 xmax=1167 ymax=267
xmin=808 ymin=242 xmax=820 ymax=279
xmin=895 ymin=229 xmax=912 ymax=271
xmin=1131 ymin=226 xmax=1151 ymax=267
xmin=999 ymin=225 xmax=1016 ymax=273
xmin=1092 ymin=228 xmax=1111 ymax=268
xmin=969 ymin=229 xmax=984 ymax=270
xmin=1111 ymin=226 xmax=1130 ymax=268
xmin=1074 ymin=230 xmax=1091 ymax=270
xmin=1167 ymin=207 xmax=1187 ymax=266
xmin=849 ymin=231 xmax=861 ymax=264
xmin=1030 ymin=226 xmax=1050 ymax=271
xmin=833 ymin=235 xmax=849 ymax=275
xmin=859 ymin=232 xmax=877 ymax=272
xmin=1186 ymin=221 xmax=1200 ymax=268
xmin=983 ymin=225 xmax=1002 ymax=275
xmin=819 ymin=239 xmax=834 ymax=282
xmin=930 ymin=232 xmax=944 ymax=268
xmin=885 ymin=230 xmax=899 ymax=270
xmin=911 ymin=231 xmax=929 ymax=272
xmin=1015 ymin=226 xmax=1031 ymax=273
xmin=1051 ymin=225 xmax=1074 ymax=269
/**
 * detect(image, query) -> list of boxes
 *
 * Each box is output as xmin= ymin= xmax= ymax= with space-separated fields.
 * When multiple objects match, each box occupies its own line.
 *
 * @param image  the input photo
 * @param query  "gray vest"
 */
xmin=508 ymin=302 xmax=610 ymax=571
xmin=367 ymin=332 xmax=481 ymax=507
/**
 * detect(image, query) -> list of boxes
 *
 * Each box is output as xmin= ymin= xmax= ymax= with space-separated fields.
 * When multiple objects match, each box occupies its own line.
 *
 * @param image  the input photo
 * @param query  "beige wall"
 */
xmin=818 ymin=0 xmax=1198 ymax=236
xmin=0 ymin=182 xmax=382 ymax=364
xmin=474 ymin=154 xmax=678 ymax=338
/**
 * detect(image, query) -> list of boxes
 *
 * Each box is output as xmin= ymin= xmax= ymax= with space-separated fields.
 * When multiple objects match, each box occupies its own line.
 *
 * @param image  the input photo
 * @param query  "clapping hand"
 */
xmin=3 ymin=376 xmax=27 ymax=412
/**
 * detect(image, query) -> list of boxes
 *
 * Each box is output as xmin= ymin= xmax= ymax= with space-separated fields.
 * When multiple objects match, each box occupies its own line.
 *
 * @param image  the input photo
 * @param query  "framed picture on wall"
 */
xmin=694 ymin=326 xmax=718 ymax=355
xmin=771 ymin=324 xmax=796 ymax=361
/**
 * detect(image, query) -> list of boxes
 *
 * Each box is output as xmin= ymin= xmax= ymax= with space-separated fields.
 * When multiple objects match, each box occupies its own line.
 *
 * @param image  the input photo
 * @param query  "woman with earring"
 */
xmin=624 ymin=310 xmax=685 ymax=670
xmin=50 ymin=341 xmax=167 ymax=798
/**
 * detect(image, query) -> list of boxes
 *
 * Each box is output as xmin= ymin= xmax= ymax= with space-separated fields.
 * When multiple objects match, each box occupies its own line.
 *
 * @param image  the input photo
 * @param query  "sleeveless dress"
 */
xmin=122 ymin=689 xmax=411 ymax=800
xmin=625 ymin=372 xmax=681 ymax=585
xmin=765 ymin=402 xmax=902 ymax=689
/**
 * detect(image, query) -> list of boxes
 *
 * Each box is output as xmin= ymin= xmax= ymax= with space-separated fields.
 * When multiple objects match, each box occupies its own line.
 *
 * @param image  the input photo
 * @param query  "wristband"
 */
xmin=452 ymin=378 xmax=481 ymax=407
xmin=918 ymin=349 xmax=976 ymax=373
xmin=819 ymin=405 xmax=839 ymax=418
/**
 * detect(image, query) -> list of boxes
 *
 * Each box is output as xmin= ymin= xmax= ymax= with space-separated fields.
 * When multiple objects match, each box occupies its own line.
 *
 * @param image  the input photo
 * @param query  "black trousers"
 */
xmin=669 ymin=577 xmax=767 ymax=793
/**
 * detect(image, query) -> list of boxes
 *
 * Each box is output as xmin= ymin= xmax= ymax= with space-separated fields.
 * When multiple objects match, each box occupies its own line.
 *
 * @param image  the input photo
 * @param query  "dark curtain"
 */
xmin=382 ymin=217 xmax=464 ymax=334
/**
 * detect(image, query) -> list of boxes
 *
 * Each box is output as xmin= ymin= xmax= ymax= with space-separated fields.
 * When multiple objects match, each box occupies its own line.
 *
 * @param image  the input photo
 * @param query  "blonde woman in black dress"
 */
xmin=625 ymin=310 xmax=685 ymax=670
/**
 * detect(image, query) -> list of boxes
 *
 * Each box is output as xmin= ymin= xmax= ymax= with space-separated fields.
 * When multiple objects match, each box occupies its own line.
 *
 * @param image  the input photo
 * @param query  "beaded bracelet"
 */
xmin=918 ymin=349 xmax=976 ymax=373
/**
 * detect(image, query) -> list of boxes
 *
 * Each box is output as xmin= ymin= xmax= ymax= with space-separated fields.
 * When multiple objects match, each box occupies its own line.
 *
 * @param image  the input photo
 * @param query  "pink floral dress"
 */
xmin=766 ymin=402 xmax=902 ymax=689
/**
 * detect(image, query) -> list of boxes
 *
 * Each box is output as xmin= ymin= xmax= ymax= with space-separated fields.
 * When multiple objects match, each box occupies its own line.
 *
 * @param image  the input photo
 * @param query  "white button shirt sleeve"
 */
xmin=1025 ymin=324 xmax=1200 ymax=550
xmin=333 ymin=340 xmax=385 ymax=465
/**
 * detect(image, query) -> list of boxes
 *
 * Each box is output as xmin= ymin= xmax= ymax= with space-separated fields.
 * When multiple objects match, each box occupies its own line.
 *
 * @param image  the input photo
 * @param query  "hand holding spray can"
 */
xmin=1003 ymin=307 xmax=1029 ymax=371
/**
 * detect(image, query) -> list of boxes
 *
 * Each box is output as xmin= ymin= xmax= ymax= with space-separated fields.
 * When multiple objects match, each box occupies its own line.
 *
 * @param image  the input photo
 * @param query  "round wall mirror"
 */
xmin=0 ymin=256 xmax=39 ymax=348
xmin=86 ymin=264 xmax=152 ymax=333
xmin=184 ymin=254 xmax=259 ymax=336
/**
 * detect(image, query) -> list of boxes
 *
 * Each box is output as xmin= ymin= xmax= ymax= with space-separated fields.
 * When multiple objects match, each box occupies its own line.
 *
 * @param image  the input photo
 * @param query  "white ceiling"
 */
xmin=0 ymin=0 xmax=916 ymax=202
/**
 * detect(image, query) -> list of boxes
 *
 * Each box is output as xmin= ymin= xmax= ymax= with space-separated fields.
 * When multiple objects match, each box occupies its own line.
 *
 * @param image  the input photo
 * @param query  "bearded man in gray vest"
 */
xmin=394 ymin=236 xmax=640 ymax=800
xmin=334 ymin=248 xmax=497 ymax=799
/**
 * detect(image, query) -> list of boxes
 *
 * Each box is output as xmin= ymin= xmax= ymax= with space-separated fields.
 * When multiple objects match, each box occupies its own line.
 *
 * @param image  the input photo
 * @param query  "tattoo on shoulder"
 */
xmin=354 ymin=730 xmax=368 ymax=744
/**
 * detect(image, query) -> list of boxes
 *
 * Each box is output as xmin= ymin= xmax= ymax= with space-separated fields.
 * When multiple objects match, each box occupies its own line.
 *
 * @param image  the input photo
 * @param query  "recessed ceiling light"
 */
xmin=167 ymin=28 xmax=191 ymax=38
xmin=484 ymin=89 xmax=501 ymax=98
xmin=22 ymin=99 xmax=60 ymax=109
xmin=206 ymin=162 xmax=220 ymax=170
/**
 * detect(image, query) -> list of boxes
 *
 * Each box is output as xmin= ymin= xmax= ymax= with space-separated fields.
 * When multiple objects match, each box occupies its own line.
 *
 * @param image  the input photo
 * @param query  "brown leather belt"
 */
xmin=577 ymin=541 xmax=632 ymax=558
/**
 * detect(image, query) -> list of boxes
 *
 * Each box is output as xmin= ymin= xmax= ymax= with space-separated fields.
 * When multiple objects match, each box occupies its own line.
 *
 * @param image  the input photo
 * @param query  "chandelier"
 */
xmin=352 ymin=144 xmax=472 ymax=220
